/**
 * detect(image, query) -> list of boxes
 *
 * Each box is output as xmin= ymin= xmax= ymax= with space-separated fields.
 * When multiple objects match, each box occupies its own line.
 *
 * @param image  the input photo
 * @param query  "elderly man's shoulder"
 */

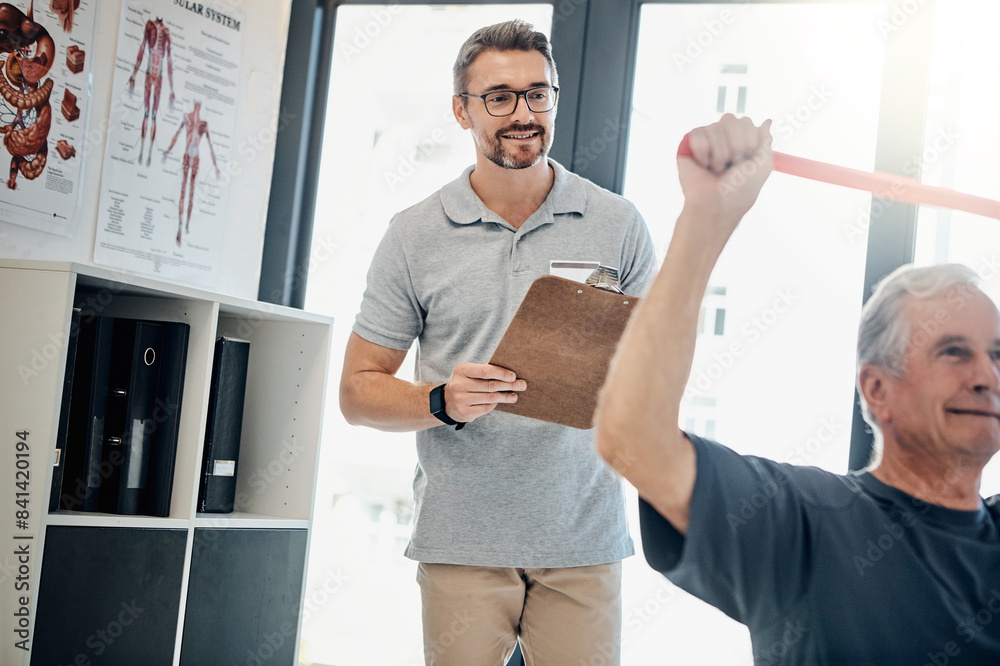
xmin=773 ymin=461 xmax=866 ymax=511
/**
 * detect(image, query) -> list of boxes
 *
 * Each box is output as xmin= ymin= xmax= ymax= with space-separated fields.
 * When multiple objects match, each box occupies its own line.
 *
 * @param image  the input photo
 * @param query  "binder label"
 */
xmin=212 ymin=460 xmax=235 ymax=477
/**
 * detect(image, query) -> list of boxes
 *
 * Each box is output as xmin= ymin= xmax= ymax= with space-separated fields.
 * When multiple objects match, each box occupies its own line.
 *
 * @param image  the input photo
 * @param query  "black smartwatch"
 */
xmin=429 ymin=384 xmax=465 ymax=430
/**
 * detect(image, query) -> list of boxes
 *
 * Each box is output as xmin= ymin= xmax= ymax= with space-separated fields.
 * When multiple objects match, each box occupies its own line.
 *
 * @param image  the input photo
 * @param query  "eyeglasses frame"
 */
xmin=457 ymin=86 xmax=560 ymax=117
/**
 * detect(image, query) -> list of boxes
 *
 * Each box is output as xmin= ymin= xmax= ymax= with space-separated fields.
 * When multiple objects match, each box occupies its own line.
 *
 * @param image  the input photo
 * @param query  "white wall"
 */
xmin=0 ymin=0 xmax=292 ymax=301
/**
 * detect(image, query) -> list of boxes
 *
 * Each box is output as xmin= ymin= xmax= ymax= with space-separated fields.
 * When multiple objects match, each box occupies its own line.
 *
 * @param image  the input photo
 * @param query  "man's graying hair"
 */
xmin=856 ymin=262 xmax=982 ymax=443
xmin=453 ymin=19 xmax=558 ymax=96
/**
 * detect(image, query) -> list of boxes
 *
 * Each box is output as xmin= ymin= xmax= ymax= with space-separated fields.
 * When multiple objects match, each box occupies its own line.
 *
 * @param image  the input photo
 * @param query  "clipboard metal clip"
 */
xmin=585 ymin=265 xmax=623 ymax=294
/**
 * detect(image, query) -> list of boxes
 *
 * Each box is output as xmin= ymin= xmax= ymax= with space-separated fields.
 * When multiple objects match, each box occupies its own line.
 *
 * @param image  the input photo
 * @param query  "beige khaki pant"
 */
xmin=417 ymin=561 xmax=622 ymax=666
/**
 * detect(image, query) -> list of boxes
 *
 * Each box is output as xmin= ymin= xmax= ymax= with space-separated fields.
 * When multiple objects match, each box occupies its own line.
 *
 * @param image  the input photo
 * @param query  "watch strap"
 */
xmin=429 ymin=384 xmax=465 ymax=430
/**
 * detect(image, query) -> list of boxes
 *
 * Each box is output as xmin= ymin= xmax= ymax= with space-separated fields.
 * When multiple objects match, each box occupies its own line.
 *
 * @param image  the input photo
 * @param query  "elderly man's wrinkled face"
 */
xmin=878 ymin=287 xmax=1000 ymax=464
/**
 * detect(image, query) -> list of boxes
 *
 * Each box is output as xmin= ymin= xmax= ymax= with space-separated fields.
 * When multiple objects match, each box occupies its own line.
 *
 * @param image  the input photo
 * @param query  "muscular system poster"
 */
xmin=94 ymin=0 xmax=243 ymax=288
xmin=0 ymin=0 xmax=97 ymax=236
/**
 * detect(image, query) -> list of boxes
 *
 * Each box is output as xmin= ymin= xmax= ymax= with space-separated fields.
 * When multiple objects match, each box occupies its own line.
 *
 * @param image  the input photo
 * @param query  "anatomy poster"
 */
xmin=94 ymin=0 xmax=243 ymax=288
xmin=0 ymin=0 xmax=98 ymax=236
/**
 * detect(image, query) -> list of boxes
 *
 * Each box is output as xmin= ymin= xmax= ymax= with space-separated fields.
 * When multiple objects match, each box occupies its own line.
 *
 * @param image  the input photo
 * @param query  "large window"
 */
xmin=286 ymin=1 xmax=995 ymax=664
xmin=620 ymin=4 xmax=889 ymax=661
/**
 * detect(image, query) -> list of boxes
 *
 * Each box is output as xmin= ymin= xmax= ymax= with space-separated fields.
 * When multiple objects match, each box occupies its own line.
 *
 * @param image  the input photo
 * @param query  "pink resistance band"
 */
xmin=676 ymin=134 xmax=1000 ymax=220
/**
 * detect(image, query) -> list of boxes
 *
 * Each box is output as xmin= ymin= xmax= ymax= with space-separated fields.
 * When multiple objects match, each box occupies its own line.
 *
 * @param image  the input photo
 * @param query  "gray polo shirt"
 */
xmin=354 ymin=159 xmax=657 ymax=567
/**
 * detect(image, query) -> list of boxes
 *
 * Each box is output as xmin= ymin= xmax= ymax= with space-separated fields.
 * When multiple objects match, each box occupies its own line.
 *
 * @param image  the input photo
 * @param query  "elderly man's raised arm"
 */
xmin=595 ymin=114 xmax=773 ymax=534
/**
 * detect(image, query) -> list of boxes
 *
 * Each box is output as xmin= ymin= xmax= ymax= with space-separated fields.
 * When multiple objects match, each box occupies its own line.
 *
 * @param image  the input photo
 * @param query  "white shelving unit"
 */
xmin=0 ymin=260 xmax=333 ymax=665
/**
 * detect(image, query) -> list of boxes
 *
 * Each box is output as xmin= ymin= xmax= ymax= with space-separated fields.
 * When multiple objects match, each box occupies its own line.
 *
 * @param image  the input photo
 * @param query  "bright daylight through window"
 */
xmin=300 ymin=2 xmax=1000 ymax=664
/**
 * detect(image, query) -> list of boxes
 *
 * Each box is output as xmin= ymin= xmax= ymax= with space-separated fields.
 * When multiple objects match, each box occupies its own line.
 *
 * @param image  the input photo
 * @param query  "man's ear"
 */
xmin=859 ymin=364 xmax=892 ymax=424
xmin=453 ymin=95 xmax=471 ymax=130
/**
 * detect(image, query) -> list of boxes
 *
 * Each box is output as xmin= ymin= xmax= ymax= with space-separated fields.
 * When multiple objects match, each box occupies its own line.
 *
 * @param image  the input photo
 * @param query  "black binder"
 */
xmin=139 ymin=321 xmax=189 ymax=517
xmin=138 ymin=322 xmax=191 ymax=517
xmin=198 ymin=337 xmax=250 ymax=513
xmin=57 ymin=316 xmax=189 ymax=517
xmin=71 ymin=316 xmax=115 ymax=512
xmin=49 ymin=308 xmax=82 ymax=512
xmin=101 ymin=320 xmax=166 ymax=515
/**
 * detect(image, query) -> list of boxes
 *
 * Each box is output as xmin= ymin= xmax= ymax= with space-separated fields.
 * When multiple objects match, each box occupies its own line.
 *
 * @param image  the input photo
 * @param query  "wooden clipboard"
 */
xmin=489 ymin=275 xmax=639 ymax=429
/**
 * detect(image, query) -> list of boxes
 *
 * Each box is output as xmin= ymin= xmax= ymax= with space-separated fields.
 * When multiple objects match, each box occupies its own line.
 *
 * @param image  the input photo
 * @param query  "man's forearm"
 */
xmin=595 ymin=208 xmax=719 ymax=523
xmin=340 ymin=370 xmax=442 ymax=433
xmin=595 ymin=114 xmax=773 ymax=532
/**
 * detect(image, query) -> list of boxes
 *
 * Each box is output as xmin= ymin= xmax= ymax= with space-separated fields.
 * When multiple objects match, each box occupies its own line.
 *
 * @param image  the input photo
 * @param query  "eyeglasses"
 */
xmin=458 ymin=86 xmax=559 ymax=117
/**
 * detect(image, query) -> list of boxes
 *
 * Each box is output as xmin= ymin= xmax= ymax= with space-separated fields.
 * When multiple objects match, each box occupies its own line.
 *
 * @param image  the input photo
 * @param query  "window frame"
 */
xmin=260 ymin=0 xmax=938 ymax=471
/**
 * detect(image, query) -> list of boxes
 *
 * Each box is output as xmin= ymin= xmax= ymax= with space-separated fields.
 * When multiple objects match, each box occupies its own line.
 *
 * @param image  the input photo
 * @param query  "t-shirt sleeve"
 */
xmin=352 ymin=217 xmax=424 ymax=350
xmin=619 ymin=207 xmax=658 ymax=298
xmin=639 ymin=434 xmax=811 ymax=625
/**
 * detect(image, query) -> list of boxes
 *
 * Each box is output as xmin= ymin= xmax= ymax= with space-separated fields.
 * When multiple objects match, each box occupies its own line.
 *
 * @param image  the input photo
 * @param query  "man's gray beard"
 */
xmin=494 ymin=150 xmax=546 ymax=170
xmin=479 ymin=127 xmax=552 ymax=170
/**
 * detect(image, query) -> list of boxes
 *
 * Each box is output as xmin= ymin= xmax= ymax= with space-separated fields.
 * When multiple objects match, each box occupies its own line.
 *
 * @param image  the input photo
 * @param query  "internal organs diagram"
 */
xmin=129 ymin=17 xmax=174 ymax=167
xmin=49 ymin=0 xmax=78 ymax=32
xmin=0 ymin=2 xmax=54 ymax=190
xmin=163 ymin=101 xmax=219 ymax=246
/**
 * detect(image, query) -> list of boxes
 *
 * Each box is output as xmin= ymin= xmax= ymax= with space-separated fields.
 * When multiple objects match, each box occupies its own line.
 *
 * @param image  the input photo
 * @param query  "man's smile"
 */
xmin=499 ymin=126 xmax=542 ymax=140
xmin=946 ymin=407 xmax=1000 ymax=421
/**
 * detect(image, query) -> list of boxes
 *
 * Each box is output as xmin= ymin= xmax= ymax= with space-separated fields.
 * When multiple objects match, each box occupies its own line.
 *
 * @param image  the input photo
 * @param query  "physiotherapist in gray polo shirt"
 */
xmin=340 ymin=19 xmax=656 ymax=666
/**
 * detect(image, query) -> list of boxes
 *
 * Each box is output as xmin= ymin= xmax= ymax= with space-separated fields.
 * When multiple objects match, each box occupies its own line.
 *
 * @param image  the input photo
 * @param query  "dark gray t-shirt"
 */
xmin=640 ymin=434 xmax=1000 ymax=665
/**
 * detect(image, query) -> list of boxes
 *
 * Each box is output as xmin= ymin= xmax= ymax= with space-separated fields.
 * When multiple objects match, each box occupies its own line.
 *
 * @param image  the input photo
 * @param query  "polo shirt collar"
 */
xmin=440 ymin=158 xmax=588 ymax=226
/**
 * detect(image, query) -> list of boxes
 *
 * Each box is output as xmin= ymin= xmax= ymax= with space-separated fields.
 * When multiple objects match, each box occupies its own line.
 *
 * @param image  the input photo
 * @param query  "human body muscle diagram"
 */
xmin=128 ymin=16 xmax=174 ymax=166
xmin=0 ymin=2 xmax=54 ymax=190
xmin=163 ymin=101 xmax=219 ymax=246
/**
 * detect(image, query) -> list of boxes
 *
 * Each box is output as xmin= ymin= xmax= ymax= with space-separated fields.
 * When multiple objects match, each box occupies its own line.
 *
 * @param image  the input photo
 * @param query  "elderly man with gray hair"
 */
xmin=596 ymin=113 xmax=1000 ymax=664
